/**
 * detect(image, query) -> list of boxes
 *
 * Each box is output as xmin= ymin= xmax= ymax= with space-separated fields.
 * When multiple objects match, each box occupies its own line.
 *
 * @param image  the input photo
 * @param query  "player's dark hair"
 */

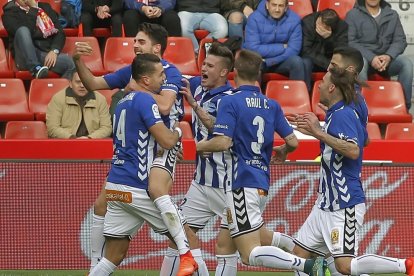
xmin=329 ymin=67 xmax=358 ymax=105
xmin=333 ymin=46 xmax=364 ymax=74
xmin=207 ymin=42 xmax=235 ymax=72
xmin=131 ymin=53 xmax=161 ymax=81
xmin=137 ymin=22 xmax=168 ymax=56
xmin=319 ymin=9 xmax=340 ymax=29
xmin=234 ymin=49 xmax=263 ymax=82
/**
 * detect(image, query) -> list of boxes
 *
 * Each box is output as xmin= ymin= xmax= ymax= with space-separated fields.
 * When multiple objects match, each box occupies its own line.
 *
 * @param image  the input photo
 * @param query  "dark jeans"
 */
xmin=123 ymin=9 xmax=181 ymax=37
xmin=14 ymin=26 xmax=75 ymax=79
xmin=81 ymin=11 xmax=123 ymax=37
xmin=266 ymin=55 xmax=312 ymax=91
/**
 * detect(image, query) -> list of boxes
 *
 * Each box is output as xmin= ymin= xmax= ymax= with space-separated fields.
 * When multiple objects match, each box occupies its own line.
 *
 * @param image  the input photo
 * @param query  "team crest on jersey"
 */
xmin=151 ymin=104 xmax=161 ymax=119
xmin=226 ymin=207 xmax=233 ymax=224
xmin=331 ymin=228 xmax=339 ymax=245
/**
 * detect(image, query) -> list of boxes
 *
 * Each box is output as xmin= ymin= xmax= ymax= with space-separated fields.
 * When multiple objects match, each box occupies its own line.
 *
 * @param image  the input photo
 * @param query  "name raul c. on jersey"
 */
xmin=245 ymin=97 xmax=270 ymax=109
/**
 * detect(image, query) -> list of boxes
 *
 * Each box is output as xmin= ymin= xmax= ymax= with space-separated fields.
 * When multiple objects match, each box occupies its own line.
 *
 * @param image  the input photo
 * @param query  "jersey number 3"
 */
xmin=251 ymin=116 xmax=264 ymax=154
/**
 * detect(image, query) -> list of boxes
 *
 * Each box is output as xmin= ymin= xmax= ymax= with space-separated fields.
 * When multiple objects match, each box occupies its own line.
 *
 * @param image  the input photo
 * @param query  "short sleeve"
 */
xmin=213 ymin=96 xmax=237 ymax=138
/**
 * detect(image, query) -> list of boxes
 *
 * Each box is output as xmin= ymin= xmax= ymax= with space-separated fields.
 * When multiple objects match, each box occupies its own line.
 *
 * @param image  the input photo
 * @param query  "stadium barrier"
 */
xmin=0 ymin=161 xmax=412 ymax=271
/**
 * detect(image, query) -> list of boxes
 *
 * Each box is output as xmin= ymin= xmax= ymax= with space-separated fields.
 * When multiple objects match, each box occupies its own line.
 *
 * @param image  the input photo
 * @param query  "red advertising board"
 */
xmin=0 ymin=162 xmax=412 ymax=270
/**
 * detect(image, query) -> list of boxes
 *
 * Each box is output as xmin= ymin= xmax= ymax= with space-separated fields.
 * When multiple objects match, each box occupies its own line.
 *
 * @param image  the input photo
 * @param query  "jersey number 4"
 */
xmin=114 ymin=109 xmax=126 ymax=147
xmin=251 ymin=116 xmax=264 ymax=154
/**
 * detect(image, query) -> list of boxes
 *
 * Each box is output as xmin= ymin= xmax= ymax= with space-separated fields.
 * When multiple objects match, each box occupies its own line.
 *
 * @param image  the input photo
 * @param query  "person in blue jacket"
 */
xmin=243 ymin=0 xmax=311 ymax=91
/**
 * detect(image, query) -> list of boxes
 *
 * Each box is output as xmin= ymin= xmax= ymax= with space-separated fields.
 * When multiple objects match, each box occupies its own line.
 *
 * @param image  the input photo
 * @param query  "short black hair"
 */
xmin=319 ymin=9 xmax=340 ymax=29
xmin=207 ymin=42 xmax=235 ymax=71
xmin=137 ymin=23 xmax=168 ymax=56
xmin=333 ymin=46 xmax=364 ymax=74
xmin=131 ymin=53 xmax=161 ymax=82
xmin=234 ymin=49 xmax=263 ymax=82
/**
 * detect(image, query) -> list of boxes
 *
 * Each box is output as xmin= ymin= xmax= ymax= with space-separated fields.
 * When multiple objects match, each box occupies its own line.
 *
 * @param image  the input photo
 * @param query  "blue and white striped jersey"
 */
xmin=189 ymin=76 xmax=233 ymax=189
xmin=213 ymin=85 xmax=293 ymax=192
xmin=317 ymin=100 xmax=366 ymax=211
xmin=107 ymin=92 xmax=162 ymax=189
xmin=103 ymin=59 xmax=184 ymax=128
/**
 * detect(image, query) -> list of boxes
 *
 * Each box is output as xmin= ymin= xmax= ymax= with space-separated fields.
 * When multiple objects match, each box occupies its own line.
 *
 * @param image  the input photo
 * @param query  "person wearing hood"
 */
xmin=46 ymin=70 xmax=112 ymax=139
xmin=243 ymin=0 xmax=311 ymax=91
xmin=346 ymin=0 xmax=413 ymax=111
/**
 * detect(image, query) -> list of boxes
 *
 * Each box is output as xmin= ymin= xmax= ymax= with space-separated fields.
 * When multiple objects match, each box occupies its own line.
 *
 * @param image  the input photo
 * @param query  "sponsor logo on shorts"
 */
xmin=331 ymin=228 xmax=339 ymax=245
xmin=226 ymin=207 xmax=233 ymax=225
xmin=106 ymin=189 xmax=132 ymax=203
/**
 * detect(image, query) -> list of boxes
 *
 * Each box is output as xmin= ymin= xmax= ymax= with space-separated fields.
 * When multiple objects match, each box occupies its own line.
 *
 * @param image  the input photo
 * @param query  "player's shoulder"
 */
xmin=162 ymin=59 xmax=182 ymax=77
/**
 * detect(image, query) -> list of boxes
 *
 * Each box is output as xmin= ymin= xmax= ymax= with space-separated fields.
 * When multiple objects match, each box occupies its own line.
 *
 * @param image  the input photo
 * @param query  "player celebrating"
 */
xmin=196 ymin=49 xmax=326 ymax=275
xmin=73 ymin=23 xmax=200 ymax=274
xmin=289 ymin=67 xmax=414 ymax=276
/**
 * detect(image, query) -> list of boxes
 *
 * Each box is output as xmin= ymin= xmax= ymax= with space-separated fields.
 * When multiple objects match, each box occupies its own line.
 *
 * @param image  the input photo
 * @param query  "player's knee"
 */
xmin=335 ymin=262 xmax=351 ymax=275
xmin=93 ymin=196 xmax=107 ymax=216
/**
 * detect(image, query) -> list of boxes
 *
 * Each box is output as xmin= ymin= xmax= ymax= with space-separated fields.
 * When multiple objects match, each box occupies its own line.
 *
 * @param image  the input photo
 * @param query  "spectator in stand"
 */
xmin=243 ymin=0 xmax=311 ymax=91
xmin=176 ymin=0 xmax=227 ymax=54
xmin=346 ymin=0 xmax=413 ymax=110
xmin=80 ymin=0 xmax=123 ymax=37
xmin=46 ymin=70 xmax=112 ymax=139
xmin=123 ymin=0 xmax=181 ymax=37
xmin=2 ymin=0 xmax=75 ymax=79
xmin=302 ymin=9 xmax=348 ymax=75
xmin=221 ymin=0 xmax=260 ymax=39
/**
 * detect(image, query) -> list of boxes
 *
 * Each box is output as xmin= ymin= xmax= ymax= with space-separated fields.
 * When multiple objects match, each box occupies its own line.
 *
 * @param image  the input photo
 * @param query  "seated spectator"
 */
xmin=302 ymin=9 xmax=348 ymax=74
xmin=221 ymin=0 xmax=260 ymax=39
xmin=346 ymin=0 xmax=413 ymax=110
xmin=2 ymin=0 xmax=75 ymax=79
xmin=176 ymin=0 xmax=228 ymax=53
xmin=80 ymin=0 xmax=123 ymax=37
xmin=123 ymin=0 xmax=181 ymax=37
xmin=243 ymin=0 xmax=311 ymax=90
xmin=46 ymin=70 xmax=112 ymax=139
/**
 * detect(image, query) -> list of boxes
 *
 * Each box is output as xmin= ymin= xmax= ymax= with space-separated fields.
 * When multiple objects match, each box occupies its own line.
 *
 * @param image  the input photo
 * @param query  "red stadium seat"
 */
xmin=368 ymin=73 xmax=390 ymax=81
xmin=62 ymin=37 xmax=107 ymax=75
xmin=163 ymin=37 xmax=199 ymax=76
xmin=288 ymin=0 xmax=313 ymax=18
xmin=312 ymin=72 xmax=325 ymax=81
xmin=103 ymin=37 xmax=135 ymax=72
xmin=4 ymin=121 xmax=48 ymax=139
xmin=97 ymin=89 xmax=117 ymax=105
xmin=311 ymin=80 xmax=326 ymax=120
xmin=0 ymin=79 xmax=33 ymax=121
xmin=265 ymin=80 xmax=311 ymax=115
xmin=262 ymin=73 xmax=289 ymax=84
xmin=0 ymin=0 xmax=9 ymax=37
xmin=194 ymin=29 xmax=209 ymax=41
xmin=179 ymin=121 xmax=193 ymax=139
xmin=197 ymin=37 xmax=227 ymax=72
xmin=317 ymin=0 xmax=356 ymax=19
xmin=182 ymin=97 xmax=192 ymax=124
xmin=28 ymin=78 xmax=69 ymax=121
xmin=366 ymin=122 xmax=382 ymax=140
xmin=384 ymin=123 xmax=414 ymax=140
xmin=361 ymin=81 xmax=412 ymax=123
xmin=0 ymin=38 xmax=13 ymax=78
xmin=229 ymin=79 xmax=261 ymax=90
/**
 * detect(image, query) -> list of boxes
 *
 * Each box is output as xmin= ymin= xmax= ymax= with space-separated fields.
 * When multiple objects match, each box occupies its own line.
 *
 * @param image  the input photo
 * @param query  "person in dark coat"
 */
xmin=302 ymin=9 xmax=348 ymax=74
xmin=2 ymin=0 xmax=75 ymax=78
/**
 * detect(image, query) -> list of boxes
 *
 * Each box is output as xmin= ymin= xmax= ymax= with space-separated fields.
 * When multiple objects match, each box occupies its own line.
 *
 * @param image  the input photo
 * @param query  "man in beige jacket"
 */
xmin=46 ymin=70 xmax=112 ymax=138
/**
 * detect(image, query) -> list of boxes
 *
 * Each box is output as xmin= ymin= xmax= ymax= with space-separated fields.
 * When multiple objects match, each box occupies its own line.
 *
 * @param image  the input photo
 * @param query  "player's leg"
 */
xmin=90 ymin=181 xmax=107 ymax=271
xmin=228 ymin=188 xmax=325 ymax=275
xmin=89 ymin=237 xmax=129 ymax=276
xmin=149 ymin=144 xmax=198 ymax=275
xmin=215 ymin=227 xmax=238 ymax=276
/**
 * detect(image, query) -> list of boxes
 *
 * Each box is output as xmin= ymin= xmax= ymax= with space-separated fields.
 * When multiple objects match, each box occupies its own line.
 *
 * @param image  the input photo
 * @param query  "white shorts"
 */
xmin=180 ymin=182 xmax=227 ymax=229
xmin=103 ymin=182 xmax=169 ymax=239
xmin=223 ymin=187 xmax=267 ymax=238
xmin=151 ymin=141 xmax=181 ymax=178
xmin=294 ymin=203 xmax=366 ymax=257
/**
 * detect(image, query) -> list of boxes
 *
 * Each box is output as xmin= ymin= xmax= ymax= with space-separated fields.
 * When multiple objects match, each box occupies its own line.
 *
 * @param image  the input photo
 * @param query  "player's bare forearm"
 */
xmin=197 ymin=135 xmax=232 ymax=153
xmin=151 ymin=90 xmax=175 ymax=116
xmin=193 ymin=104 xmax=216 ymax=133
xmin=316 ymin=131 xmax=360 ymax=160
